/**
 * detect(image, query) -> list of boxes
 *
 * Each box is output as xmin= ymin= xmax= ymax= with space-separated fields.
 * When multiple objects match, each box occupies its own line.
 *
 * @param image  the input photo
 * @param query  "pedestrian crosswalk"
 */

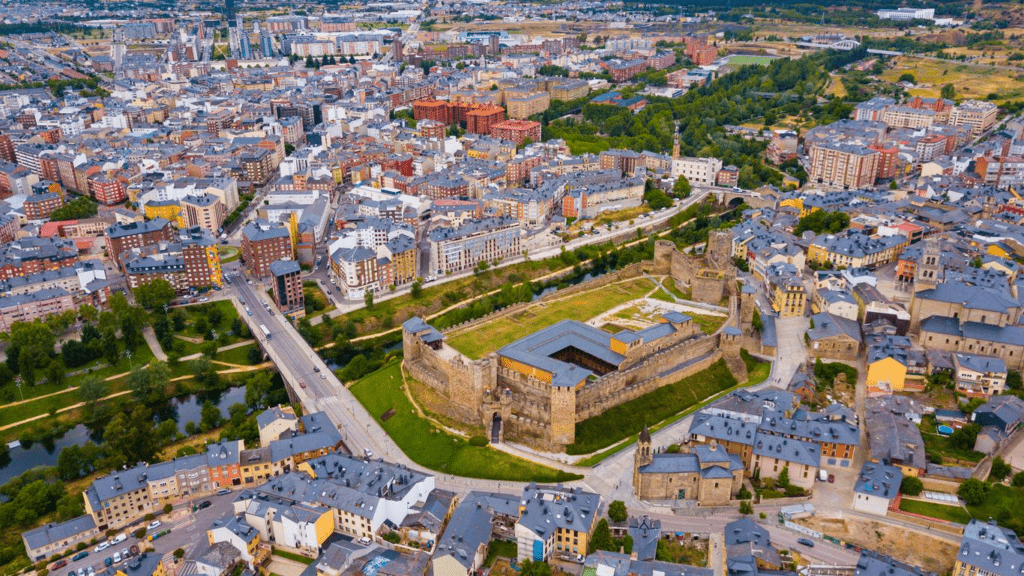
xmin=176 ymin=560 xmax=198 ymax=576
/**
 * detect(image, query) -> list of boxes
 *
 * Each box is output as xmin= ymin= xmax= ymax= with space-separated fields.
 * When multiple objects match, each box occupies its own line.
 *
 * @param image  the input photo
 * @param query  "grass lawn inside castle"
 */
xmin=350 ymin=361 xmax=583 ymax=482
xmin=444 ymin=277 xmax=700 ymax=359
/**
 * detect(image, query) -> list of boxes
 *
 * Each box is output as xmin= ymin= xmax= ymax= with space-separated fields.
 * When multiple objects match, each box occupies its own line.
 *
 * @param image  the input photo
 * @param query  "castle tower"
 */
xmin=633 ymin=426 xmax=653 ymax=493
xmin=672 ymin=132 xmax=680 ymax=159
xmin=914 ymin=237 xmax=942 ymax=292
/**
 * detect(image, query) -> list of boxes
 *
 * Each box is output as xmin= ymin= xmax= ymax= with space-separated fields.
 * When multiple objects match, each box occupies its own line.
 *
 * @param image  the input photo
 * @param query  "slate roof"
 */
xmin=853 ymin=462 xmax=901 ymax=500
xmin=22 ymin=515 xmax=96 ymax=550
xmin=516 ymin=484 xmax=599 ymax=541
xmin=498 ymin=319 xmax=625 ymax=387
xmin=752 ymin=436 xmax=821 ymax=469
xmin=956 ymin=520 xmax=1024 ymax=576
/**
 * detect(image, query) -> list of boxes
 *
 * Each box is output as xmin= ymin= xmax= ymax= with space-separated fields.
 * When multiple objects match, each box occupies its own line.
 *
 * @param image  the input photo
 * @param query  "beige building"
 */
xmin=950 ymin=100 xmax=998 ymax=137
xmin=750 ymin=435 xmax=820 ymax=492
xmin=181 ymin=193 xmax=226 ymax=234
xmin=633 ymin=428 xmax=744 ymax=505
xmin=506 ymin=92 xmax=550 ymax=120
xmin=806 ymin=142 xmax=878 ymax=189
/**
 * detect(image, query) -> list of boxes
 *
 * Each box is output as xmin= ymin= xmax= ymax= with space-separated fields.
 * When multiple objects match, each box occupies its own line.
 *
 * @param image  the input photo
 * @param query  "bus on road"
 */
xmin=260 ymin=325 xmax=272 ymax=340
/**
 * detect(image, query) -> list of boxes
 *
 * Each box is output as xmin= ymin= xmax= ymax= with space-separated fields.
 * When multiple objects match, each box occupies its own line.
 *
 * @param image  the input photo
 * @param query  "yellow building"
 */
xmin=143 ymin=200 xmax=184 ymax=228
xmin=778 ymin=196 xmax=810 ymax=217
xmin=515 ymin=485 xmax=599 ymax=562
xmin=866 ymin=356 xmax=908 ymax=395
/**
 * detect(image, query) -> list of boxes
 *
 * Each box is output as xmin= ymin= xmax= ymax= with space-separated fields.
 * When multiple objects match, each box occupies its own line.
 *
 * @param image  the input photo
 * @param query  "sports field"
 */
xmin=726 ymin=54 xmax=781 ymax=67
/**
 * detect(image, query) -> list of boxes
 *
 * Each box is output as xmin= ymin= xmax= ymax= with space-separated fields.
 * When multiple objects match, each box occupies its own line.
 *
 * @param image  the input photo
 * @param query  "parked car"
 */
xmin=104 ymin=558 xmax=113 ymax=568
xmin=320 ymin=372 xmax=326 ymax=380
xmin=217 ymin=488 xmax=231 ymax=495
xmin=72 ymin=552 xmax=89 ymax=562
xmin=357 ymin=537 xmax=371 ymax=546
xmin=797 ymin=538 xmax=815 ymax=548
xmin=198 ymin=500 xmax=212 ymax=509
xmin=94 ymin=542 xmax=109 ymax=553
xmin=87 ymin=565 xmax=95 ymax=575
xmin=828 ymin=474 xmax=835 ymax=483
xmin=113 ymin=552 xmax=121 ymax=564
xmin=52 ymin=560 xmax=67 ymax=570
xmin=363 ymin=448 xmax=373 ymax=458
xmin=147 ymin=521 xmax=161 ymax=530
xmin=121 ymin=549 xmax=129 ymax=560
xmin=77 ymin=568 xmax=84 ymax=576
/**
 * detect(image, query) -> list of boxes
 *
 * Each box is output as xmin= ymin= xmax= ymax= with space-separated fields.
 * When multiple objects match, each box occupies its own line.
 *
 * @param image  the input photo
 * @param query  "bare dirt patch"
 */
xmin=794 ymin=516 xmax=957 ymax=574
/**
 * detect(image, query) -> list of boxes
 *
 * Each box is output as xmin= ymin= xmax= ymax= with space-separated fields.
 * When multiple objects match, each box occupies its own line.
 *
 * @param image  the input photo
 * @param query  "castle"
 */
xmin=401 ymin=238 xmax=756 ymax=451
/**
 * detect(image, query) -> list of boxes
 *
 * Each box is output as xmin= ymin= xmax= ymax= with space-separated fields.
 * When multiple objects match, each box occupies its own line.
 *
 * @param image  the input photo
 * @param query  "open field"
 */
xmin=350 ymin=362 xmax=581 ymax=482
xmin=446 ymin=278 xmax=656 ymax=359
xmin=881 ymin=56 xmax=1024 ymax=101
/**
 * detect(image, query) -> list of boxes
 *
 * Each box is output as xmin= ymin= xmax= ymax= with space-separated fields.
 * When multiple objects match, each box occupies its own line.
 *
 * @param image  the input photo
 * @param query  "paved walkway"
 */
xmin=143 ymin=327 xmax=168 ymax=361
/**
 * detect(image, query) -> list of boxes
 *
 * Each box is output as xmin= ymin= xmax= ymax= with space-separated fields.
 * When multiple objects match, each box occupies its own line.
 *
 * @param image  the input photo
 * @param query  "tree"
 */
xmin=900 ymin=476 xmax=924 ymax=496
xmin=777 ymin=466 xmax=790 ymax=489
xmin=410 ymin=281 xmax=423 ymax=299
xmin=79 ymin=374 xmax=106 ymax=421
xmin=1007 ymin=370 xmax=1022 ymax=390
xmin=200 ymin=400 xmax=223 ymax=432
xmin=104 ymin=406 xmax=158 ymax=467
xmin=305 ymin=55 xmax=315 ymax=68
xmin=127 ymin=362 xmax=170 ymax=405
xmin=739 ymin=500 xmax=754 ymax=514
xmin=607 ymin=500 xmax=628 ymax=523
xmin=957 ymin=478 xmax=988 ymax=506
xmin=1012 ymin=471 xmax=1024 ymax=487
xmin=245 ymin=370 xmax=272 ymax=410
xmin=519 ymin=560 xmax=551 ymax=576
xmin=673 ymin=175 xmax=691 ymax=198
xmin=246 ymin=347 xmax=263 ymax=365
xmin=898 ymin=73 xmax=916 ymax=84
xmin=192 ymin=354 xmax=221 ymax=390
xmin=941 ymin=83 xmax=956 ymax=99
xmin=794 ymin=210 xmax=851 ymax=235
xmin=364 ymin=291 xmax=374 ymax=310
xmin=588 ymin=518 xmax=615 ymax=553
xmin=949 ymin=424 xmax=980 ymax=451
xmin=133 ymin=280 xmax=176 ymax=310
xmin=990 ymin=457 xmax=1012 ymax=481
xmin=46 ymin=359 xmax=66 ymax=387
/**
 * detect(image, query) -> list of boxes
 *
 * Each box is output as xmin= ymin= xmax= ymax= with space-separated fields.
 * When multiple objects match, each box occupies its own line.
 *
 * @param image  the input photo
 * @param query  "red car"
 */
xmin=828 ymin=474 xmax=835 ymax=483
xmin=299 ymin=381 xmax=306 ymax=389
xmin=52 ymin=560 xmax=68 ymax=571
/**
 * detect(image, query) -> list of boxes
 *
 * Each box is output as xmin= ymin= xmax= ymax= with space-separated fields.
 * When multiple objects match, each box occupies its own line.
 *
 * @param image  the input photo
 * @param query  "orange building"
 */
xmin=466 ymin=106 xmax=506 ymax=135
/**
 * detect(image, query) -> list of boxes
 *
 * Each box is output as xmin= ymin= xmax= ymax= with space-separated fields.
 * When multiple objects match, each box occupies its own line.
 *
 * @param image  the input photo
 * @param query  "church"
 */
xmin=633 ymin=427 xmax=745 ymax=505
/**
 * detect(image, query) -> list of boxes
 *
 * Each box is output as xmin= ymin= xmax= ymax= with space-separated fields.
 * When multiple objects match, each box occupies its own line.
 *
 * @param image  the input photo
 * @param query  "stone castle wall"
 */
xmin=402 ymin=243 xmax=749 ymax=451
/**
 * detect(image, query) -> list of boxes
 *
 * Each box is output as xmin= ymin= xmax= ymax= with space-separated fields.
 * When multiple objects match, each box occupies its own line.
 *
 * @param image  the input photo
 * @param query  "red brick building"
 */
xmin=869 ymin=143 xmax=899 ymax=180
xmin=88 ymin=176 xmax=127 ymax=205
xmin=105 ymin=218 xmax=177 ymax=269
xmin=241 ymin=220 xmax=293 ymax=277
xmin=490 ymin=120 xmax=542 ymax=146
xmin=466 ymin=106 xmax=507 ymax=135
xmin=24 ymin=193 xmax=63 ymax=220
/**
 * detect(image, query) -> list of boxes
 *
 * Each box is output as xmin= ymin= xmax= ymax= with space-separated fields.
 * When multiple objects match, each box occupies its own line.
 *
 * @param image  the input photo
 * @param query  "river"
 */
xmin=0 ymin=386 xmax=248 ymax=485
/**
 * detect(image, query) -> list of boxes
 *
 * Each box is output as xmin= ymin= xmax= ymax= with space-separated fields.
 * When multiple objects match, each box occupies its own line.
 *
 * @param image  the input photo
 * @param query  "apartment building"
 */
xmin=428 ymin=217 xmax=521 ymax=274
xmin=506 ymin=92 xmax=550 ymax=120
xmin=105 ymin=218 xmax=176 ymax=269
xmin=490 ymin=120 xmax=542 ymax=145
xmin=807 ymin=232 xmax=910 ymax=269
xmin=950 ymin=100 xmax=998 ymax=137
xmin=515 ymin=484 xmax=600 ymax=562
xmin=0 ymin=287 xmax=76 ymax=332
xmin=181 ymin=193 xmax=226 ymax=234
xmin=241 ymin=220 xmax=293 ymax=277
xmin=123 ymin=229 xmax=222 ymax=293
xmin=270 ymin=259 xmax=304 ymax=316
xmin=23 ymin=192 xmax=63 ymax=220
xmin=549 ymin=80 xmax=589 ymax=101
xmin=806 ymin=141 xmax=879 ymax=189
xmin=952 ymin=520 xmax=1024 ymax=576
xmin=466 ymin=106 xmax=506 ymax=134
xmin=764 ymin=262 xmax=806 ymax=317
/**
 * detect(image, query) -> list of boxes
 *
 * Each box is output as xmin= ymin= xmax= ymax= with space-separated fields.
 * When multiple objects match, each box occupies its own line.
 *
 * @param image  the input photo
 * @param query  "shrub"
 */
xmin=784 ymin=485 xmax=804 ymax=497
xmin=958 ymin=478 xmax=988 ymax=506
xmin=608 ymin=501 xmax=628 ymax=523
xmin=163 ymin=503 xmax=173 ymax=514
xmin=737 ymin=486 xmax=752 ymax=500
xmin=900 ymin=476 xmax=924 ymax=496
xmin=133 ymin=528 xmax=146 ymax=539
xmin=739 ymin=501 xmax=753 ymax=514
xmin=144 ymin=513 xmax=155 ymax=522
xmin=382 ymin=532 xmax=400 ymax=544
xmin=468 ymin=436 xmax=488 ymax=447
xmin=173 ymin=549 xmax=185 ymax=560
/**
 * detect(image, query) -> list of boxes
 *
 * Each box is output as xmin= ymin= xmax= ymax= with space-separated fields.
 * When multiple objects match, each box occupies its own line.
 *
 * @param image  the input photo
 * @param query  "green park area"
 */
xmin=302 ymin=281 xmax=336 ymax=318
xmin=446 ymin=278 xmax=655 ymax=359
xmin=726 ymin=54 xmax=781 ymax=67
xmin=350 ymin=362 xmax=581 ymax=482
